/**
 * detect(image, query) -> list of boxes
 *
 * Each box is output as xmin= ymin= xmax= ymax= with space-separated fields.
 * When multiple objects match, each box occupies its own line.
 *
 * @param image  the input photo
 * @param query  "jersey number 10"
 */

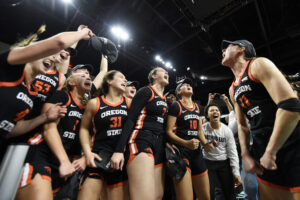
xmin=189 ymin=120 xmax=197 ymax=130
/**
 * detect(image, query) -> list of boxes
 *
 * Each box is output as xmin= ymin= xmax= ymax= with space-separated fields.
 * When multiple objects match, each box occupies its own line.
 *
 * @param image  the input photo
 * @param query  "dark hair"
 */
xmin=148 ymin=67 xmax=160 ymax=85
xmin=204 ymin=103 xmax=221 ymax=121
xmin=101 ymin=70 xmax=119 ymax=95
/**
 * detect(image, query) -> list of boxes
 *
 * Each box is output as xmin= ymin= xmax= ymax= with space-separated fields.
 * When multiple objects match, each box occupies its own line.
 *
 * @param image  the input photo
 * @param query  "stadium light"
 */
xmin=165 ymin=62 xmax=171 ymax=68
xmin=155 ymin=55 xmax=161 ymax=61
xmin=200 ymin=75 xmax=207 ymax=80
xmin=61 ymin=0 xmax=72 ymax=4
xmin=111 ymin=26 xmax=129 ymax=41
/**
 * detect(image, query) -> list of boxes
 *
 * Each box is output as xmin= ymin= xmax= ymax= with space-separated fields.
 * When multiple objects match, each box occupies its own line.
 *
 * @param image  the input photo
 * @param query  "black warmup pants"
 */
xmin=205 ymin=159 xmax=235 ymax=200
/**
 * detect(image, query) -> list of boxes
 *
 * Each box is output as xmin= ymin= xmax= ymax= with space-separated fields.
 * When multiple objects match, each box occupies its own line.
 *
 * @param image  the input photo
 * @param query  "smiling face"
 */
xmin=70 ymin=68 xmax=92 ymax=92
xmin=108 ymin=71 xmax=127 ymax=93
xmin=207 ymin=105 xmax=221 ymax=123
xmin=221 ymin=44 xmax=245 ymax=67
xmin=124 ymin=85 xmax=137 ymax=99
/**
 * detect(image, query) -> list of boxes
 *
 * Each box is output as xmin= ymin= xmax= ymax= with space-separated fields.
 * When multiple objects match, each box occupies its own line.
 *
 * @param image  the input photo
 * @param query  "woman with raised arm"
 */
xmin=166 ymin=78 xmax=211 ymax=200
xmin=0 ymin=24 xmax=94 ymax=140
xmin=222 ymin=39 xmax=300 ymax=199
xmin=111 ymin=67 xmax=169 ymax=200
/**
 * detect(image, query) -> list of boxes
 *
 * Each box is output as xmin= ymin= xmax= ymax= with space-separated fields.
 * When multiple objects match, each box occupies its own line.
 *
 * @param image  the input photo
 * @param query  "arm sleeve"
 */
xmin=168 ymin=102 xmax=180 ymax=117
xmin=46 ymin=90 xmax=69 ymax=105
xmin=115 ymin=87 xmax=152 ymax=152
xmin=225 ymin=125 xmax=240 ymax=176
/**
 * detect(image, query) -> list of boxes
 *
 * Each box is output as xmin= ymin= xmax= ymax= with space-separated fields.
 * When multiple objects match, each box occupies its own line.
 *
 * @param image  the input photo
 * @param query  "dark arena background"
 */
xmin=1 ymin=1 xmax=300 ymax=200
xmin=1 ymin=0 xmax=299 ymax=112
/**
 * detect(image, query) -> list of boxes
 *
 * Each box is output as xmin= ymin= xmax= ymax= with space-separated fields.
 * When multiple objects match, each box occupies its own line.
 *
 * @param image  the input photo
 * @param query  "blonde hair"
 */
xmin=64 ymin=74 xmax=89 ymax=106
xmin=148 ymin=67 xmax=161 ymax=85
xmin=11 ymin=24 xmax=46 ymax=49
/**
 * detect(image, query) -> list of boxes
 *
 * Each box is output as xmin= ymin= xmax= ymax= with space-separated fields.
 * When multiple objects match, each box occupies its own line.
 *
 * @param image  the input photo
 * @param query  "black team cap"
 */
xmin=222 ymin=39 xmax=256 ymax=58
xmin=126 ymin=81 xmax=139 ymax=88
xmin=66 ymin=64 xmax=93 ymax=78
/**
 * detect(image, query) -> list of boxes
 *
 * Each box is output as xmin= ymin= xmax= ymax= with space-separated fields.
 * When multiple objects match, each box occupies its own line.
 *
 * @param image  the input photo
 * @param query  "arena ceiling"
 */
xmin=1 ymin=0 xmax=299 ymax=106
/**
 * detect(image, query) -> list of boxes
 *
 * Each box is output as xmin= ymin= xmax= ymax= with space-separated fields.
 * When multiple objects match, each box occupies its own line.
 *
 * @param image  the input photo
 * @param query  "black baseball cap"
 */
xmin=176 ymin=78 xmax=193 ymax=91
xmin=222 ymin=39 xmax=256 ymax=58
xmin=66 ymin=64 xmax=93 ymax=78
xmin=126 ymin=81 xmax=139 ymax=88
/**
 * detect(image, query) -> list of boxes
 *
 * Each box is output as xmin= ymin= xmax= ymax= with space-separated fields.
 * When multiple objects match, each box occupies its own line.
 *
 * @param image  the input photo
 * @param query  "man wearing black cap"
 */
xmin=222 ymin=39 xmax=300 ymax=199
xmin=124 ymin=80 xmax=139 ymax=99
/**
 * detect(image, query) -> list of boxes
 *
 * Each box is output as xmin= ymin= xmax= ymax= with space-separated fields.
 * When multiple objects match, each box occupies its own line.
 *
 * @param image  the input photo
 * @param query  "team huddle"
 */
xmin=0 ymin=25 xmax=300 ymax=200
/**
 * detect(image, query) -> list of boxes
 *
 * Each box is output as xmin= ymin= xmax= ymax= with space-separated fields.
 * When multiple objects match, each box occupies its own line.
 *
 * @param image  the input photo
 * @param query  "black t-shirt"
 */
xmin=168 ymin=100 xmax=201 ymax=140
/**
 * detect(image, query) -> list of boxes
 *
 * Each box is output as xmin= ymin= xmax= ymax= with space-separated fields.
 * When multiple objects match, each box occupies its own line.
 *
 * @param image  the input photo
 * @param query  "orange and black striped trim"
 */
xmin=70 ymin=91 xmax=85 ymax=109
xmin=232 ymin=60 xmax=251 ymax=86
xmin=150 ymin=86 xmax=166 ymax=100
xmin=64 ymin=91 xmax=72 ymax=107
xmin=127 ymin=144 xmax=154 ymax=168
xmin=155 ymin=163 xmax=164 ymax=168
xmin=180 ymin=100 xmax=195 ymax=111
xmin=24 ymin=72 xmax=38 ymax=96
xmin=0 ymin=70 xmax=25 ymax=87
xmin=247 ymin=59 xmax=260 ymax=83
xmin=101 ymin=95 xmax=124 ymax=107
xmin=129 ymin=130 xmax=140 ymax=148
xmin=46 ymin=70 xmax=57 ymax=75
xmin=125 ymin=96 xmax=130 ymax=109
xmin=192 ymin=169 xmax=208 ymax=178
xmin=176 ymin=101 xmax=182 ymax=117
xmin=27 ymin=133 xmax=44 ymax=145
xmin=256 ymin=176 xmax=291 ymax=192
xmin=107 ymin=180 xmax=128 ymax=188
xmin=88 ymin=172 xmax=104 ymax=179
xmin=52 ymin=187 xmax=61 ymax=194
xmin=19 ymin=163 xmax=34 ymax=188
xmin=290 ymin=186 xmax=300 ymax=193
xmin=58 ymin=71 xmax=62 ymax=89
xmin=147 ymin=86 xmax=155 ymax=102
xmin=256 ymin=175 xmax=300 ymax=193
xmin=134 ymin=107 xmax=147 ymax=130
